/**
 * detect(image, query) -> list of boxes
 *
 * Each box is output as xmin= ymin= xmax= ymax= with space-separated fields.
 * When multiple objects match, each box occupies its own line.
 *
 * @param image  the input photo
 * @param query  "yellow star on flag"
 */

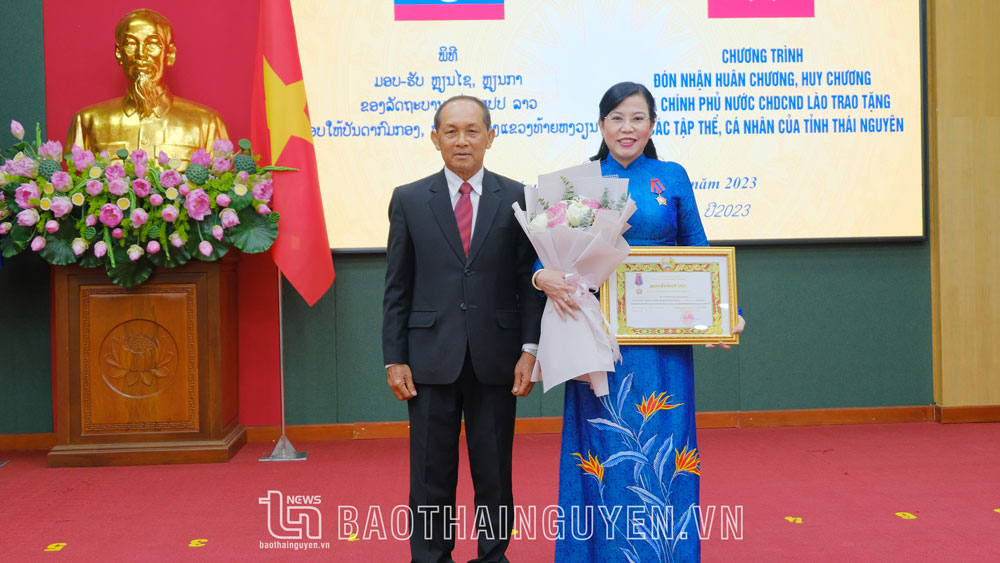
xmin=262 ymin=57 xmax=313 ymax=164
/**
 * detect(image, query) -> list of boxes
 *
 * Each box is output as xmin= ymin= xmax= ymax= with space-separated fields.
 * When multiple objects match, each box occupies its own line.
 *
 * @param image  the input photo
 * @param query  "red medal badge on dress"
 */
xmin=650 ymin=178 xmax=667 ymax=206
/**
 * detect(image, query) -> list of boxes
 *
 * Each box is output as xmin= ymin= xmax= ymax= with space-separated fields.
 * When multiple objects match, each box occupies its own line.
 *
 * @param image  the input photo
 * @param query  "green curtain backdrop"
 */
xmin=280 ymin=245 xmax=931 ymax=425
xmin=0 ymin=0 xmax=53 ymax=434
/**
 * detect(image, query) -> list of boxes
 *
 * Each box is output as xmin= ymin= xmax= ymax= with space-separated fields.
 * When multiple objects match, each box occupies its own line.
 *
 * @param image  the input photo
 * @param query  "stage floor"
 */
xmin=2 ymin=421 xmax=999 ymax=561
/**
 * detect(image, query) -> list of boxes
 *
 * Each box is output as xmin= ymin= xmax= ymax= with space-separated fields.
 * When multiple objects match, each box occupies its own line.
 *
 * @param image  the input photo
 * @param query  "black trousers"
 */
xmin=407 ymin=348 xmax=517 ymax=563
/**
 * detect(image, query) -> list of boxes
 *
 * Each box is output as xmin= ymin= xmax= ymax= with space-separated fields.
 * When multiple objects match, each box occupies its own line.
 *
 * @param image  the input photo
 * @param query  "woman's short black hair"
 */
xmin=591 ymin=82 xmax=658 ymax=162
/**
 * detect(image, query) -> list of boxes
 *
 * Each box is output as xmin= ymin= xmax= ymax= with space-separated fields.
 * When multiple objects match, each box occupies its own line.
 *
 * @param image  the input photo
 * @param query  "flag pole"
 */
xmin=259 ymin=268 xmax=307 ymax=462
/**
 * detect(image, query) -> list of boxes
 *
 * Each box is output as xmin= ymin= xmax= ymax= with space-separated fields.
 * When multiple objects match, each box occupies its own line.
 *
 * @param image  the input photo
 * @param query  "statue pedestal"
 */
xmin=48 ymin=258 xmax=245 ymax=467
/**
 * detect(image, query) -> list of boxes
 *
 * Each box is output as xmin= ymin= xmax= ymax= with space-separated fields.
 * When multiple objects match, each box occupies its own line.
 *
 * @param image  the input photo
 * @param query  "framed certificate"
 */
xmin=600 ymin=247 xmax=739 ymax=345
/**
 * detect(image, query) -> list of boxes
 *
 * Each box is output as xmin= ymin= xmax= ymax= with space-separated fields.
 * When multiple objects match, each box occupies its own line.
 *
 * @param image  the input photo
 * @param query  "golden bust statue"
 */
xmin=66 ymin=9 xmax=228 ymax=162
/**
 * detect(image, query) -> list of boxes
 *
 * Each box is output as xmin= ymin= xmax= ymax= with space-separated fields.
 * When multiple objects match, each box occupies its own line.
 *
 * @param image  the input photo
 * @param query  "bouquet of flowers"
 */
xmin=512 ymin=161 xmax=637 ymax=396
xmin=0 ymin=120 xmax=283 ymax=287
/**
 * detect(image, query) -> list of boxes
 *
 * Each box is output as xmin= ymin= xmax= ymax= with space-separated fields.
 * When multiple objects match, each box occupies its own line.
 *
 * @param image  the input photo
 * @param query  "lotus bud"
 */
xmin=10 ymin=119 xmax=24 ymax=140
xmin=71 ymin=238 xmax=88 ymax=255
xmin=127 ymin=244 xmax=144 ymax=261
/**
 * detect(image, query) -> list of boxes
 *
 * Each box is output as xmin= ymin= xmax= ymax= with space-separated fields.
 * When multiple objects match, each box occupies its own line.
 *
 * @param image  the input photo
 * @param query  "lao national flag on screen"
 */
xmin=394 ymin=0 xmax=504 ymax=22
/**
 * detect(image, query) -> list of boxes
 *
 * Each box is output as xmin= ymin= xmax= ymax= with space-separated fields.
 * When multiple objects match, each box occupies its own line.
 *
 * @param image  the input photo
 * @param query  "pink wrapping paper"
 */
xmin=512 ymin=197 xmax=636 ymax=396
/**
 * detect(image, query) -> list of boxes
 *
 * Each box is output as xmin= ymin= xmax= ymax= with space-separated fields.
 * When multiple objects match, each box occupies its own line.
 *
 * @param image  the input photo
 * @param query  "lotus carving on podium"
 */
xmin=100 ymin=320 xmax=178 ymax=398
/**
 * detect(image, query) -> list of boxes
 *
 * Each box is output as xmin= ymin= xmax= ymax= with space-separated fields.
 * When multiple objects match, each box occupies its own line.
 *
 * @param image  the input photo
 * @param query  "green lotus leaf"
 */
xmin=3 ymin=183 xmax=23 ymax=214
xmin=146 ymin=240 xmax=192 ymax=269
xmin=228 ymin=191 xmax=254 ymax=211
xmin=229 ymin=207 xmax=277 ymax=254
xmin=105 ymin=246 xmax=153 ymax=287
xmin=76 ymin=251 xmax=104 ymax=269
xmin=1 ymin=224 xmax=32 ymax=258
xmin=38 ymin=222 xmax=79 ymax=266
xmin=185 ymin=218 xmax=230 ymax=261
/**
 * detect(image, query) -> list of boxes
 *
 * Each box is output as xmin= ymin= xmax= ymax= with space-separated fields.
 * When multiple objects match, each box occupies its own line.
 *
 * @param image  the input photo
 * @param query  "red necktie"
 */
xmin=455 ymin=182 xmax=473 ymax=257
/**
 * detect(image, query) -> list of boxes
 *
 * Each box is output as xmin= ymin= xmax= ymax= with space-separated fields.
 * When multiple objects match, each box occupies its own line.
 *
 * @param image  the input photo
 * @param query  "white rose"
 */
xmin=528 ymin=213 xmax=549 ymax=232
xmin=566 ymin=200 xmax=592 ymax=228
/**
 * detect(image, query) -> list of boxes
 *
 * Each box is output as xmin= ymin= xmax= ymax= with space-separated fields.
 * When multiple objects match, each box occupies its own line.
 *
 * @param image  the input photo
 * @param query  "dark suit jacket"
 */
xmin=382 ymin=168 xmax=543 ymax=386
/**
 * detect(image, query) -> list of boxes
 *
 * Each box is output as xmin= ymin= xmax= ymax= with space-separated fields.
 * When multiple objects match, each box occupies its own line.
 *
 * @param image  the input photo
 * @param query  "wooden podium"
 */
xmin=48 ymin=258 xmax=246 ymax=467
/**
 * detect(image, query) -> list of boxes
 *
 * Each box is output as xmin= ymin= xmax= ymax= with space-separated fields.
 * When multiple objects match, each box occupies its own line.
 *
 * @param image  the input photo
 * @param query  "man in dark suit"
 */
xmin=383 ymin=95 xmax=543 ymax=563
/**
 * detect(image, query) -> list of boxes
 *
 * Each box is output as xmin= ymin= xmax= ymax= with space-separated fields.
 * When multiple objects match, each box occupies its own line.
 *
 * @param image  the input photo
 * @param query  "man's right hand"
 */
xmin=387 ymin=364 xmax=418 ymax=401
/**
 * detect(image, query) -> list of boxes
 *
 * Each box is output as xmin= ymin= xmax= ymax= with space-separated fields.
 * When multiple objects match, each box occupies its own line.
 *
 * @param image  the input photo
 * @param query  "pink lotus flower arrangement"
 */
xmin=0 ymin=120 xmax=284 ymax=287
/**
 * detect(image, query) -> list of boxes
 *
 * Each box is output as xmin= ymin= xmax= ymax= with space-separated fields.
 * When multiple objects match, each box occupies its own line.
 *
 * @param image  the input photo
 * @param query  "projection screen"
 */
xmin=291 ymin=0 xmax=923 ymax=249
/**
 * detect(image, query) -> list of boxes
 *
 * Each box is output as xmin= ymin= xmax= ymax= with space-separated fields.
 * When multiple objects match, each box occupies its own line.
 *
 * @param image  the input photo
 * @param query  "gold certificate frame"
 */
xmin=600 ymin=247 xmax=739 ymax=345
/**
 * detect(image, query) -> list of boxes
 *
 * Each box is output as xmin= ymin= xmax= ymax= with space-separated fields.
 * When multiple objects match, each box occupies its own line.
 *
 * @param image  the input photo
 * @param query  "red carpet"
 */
xmin=2 ymin=422 xmax=999 ymax=561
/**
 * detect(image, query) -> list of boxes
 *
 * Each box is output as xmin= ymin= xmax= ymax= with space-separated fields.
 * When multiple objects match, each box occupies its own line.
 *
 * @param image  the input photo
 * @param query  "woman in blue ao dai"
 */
xmin=534 ymin=82 xmax=744 ymax=562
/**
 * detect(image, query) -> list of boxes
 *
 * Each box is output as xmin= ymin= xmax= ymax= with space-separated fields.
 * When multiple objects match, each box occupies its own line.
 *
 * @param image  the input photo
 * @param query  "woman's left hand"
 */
xmin=534 ymin=269 xmax=581 ymax=320
xmin=706 ymin=315 xmax=745 ymax=349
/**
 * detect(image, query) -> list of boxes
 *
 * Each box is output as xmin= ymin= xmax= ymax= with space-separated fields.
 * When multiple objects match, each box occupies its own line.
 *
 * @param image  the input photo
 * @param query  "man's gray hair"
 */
xmin=433 ymin=95 xmax=492 ymax=130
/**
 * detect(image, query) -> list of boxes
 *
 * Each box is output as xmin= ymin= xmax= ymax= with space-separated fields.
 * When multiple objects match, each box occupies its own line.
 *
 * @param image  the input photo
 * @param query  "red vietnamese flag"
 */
xmin=250 ymin=0 xmax=334 ymax=306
